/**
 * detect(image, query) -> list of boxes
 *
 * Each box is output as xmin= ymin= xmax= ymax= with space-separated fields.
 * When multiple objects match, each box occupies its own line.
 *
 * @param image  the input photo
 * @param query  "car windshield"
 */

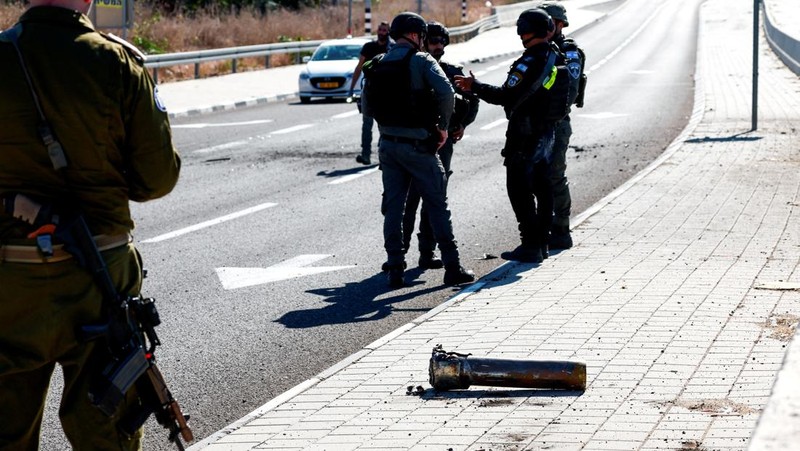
xmin=310 ymin=44 xmax=363 ymax=62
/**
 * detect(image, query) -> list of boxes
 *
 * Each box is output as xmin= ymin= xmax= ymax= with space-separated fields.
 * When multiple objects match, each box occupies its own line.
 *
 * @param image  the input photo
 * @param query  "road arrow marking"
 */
xmin=216 ymin=254 xmax=355 ymax=289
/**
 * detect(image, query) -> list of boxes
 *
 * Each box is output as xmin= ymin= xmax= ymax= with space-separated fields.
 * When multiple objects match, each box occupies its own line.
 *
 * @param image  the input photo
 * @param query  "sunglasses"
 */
xmin=427 ymin=37 xmax=446 ymax=45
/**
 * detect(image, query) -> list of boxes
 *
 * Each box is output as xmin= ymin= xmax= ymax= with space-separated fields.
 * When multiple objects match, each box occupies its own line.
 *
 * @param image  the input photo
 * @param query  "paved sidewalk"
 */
xmin=184 ymin=0 xmax=800 ymax=449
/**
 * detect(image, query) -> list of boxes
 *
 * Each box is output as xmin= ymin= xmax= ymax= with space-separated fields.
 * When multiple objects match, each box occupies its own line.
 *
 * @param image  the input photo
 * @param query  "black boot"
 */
xmin=418 ymin=251 xmax=444 ymax=270
xmin=443 ymin=264 xmax=475 ymax=286
xmin=501 ymin=245 xmax=543 ymax=263
xmin=549 ymin=226 xmax=573 ymax=250
xmin=386 ymin=266 xmax=405 ymax=288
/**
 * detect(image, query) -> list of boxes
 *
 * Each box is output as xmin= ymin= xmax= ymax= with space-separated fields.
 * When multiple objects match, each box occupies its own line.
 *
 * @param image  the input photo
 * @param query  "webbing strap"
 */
xmin=508 ymin=50 xmax=557 ymax=118
xmin=2 ymin=24 xmax=68 ymax=170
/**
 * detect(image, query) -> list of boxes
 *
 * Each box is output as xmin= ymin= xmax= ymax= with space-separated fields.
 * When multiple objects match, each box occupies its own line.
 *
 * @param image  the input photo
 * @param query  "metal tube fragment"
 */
xmin=428 ymin=345 xmax=586 ymax=391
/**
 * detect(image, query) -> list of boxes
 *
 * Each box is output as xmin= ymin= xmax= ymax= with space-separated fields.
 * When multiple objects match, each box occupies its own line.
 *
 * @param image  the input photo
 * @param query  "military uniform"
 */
xmin=471 ymin=41 xmax=558 ymax=258
xmin=402 ymin=61 xmax=479 ymax=257
xmin=549 ymin=33 xmax=585 ymax=247
xmin=356 ymin=38 xmax=391 ymax=164
xmin=363 ymin=39 xmax=473 ymax=286
xmin=0 ymin=6 xmax=180 ymax=450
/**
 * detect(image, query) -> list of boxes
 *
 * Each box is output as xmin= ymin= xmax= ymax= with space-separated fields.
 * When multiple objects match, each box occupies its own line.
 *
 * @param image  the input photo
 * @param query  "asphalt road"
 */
xmin=37 ymin=0 xmax=701 ymax=449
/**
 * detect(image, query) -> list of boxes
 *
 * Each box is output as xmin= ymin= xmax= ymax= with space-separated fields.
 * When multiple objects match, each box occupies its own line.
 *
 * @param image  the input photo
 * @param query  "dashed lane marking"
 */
xmin=329 ymin=166 xmax=380 ymax=185
xmin=331 ymin=110 xmax=360 ymax=119
xmin=141 ymin=202 xmax=278 ymax=243
xmin=172 ymin=119 xmax=273 ymax=129
xmin=480 ymin=118 xmax=507 ymax=130
xmin=271 ymin=124 xmax=315 ymax=135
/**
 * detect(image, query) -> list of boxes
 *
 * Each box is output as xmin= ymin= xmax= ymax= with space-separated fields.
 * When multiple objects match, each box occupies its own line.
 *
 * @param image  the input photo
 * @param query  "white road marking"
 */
xmin=630 ymin=70 xmax=655 ymax=75
xmin=331 ymin=110 xmax=360 ymax=119
xmin=473 ymin=70 xmax=489 ymax=76
xmin=480 ymin=118 xmax=507 ymax=130
xmin=141 ymin=202 xmax=278 ymax=243
xmin=328 ymin=166 xmax=380 ymax=185
xmin=172 ymin=119 xmax=273 ymax=129
xmin=193 ymin=140 xmax=249 ymax=154
xmin=585 ymin=2 xmax=667 ymax=75
xmin=271 ymin=124 xmax=315 ymax=135
xmin=216 ymin=254 xmax=355 ymax=289
xmin=575 ymin=112 xmax=629 ymax=120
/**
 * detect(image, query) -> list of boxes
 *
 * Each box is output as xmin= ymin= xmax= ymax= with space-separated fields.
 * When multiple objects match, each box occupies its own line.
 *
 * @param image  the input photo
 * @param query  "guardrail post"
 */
xmin=265 ymin=54 xmax=271 ymax=68
xmin=152 ymin=68 xmax=158 ymax=84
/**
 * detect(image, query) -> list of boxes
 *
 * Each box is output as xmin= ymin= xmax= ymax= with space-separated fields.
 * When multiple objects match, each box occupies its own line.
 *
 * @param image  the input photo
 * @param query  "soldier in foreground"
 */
xmin=0 ymin=0 xmax=181 ymax=448
xmin=361 ymin=12 xmax=475 ymax=288
xmin=401 ymin=21 xmax=480 ymax=270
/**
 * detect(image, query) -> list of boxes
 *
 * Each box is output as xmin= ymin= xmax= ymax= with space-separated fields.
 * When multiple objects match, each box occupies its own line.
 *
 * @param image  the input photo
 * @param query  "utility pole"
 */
xmin=752 ymin=0 xmax=760 ymax=131
xmin=365 ymin=0 xmax=372 ymax=35
xmin=347 ymin=0 xmax=352 ymax=36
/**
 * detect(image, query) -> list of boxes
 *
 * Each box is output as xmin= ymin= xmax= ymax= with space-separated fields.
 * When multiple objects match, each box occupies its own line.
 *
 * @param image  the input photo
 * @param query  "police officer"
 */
xmin=0 ymin=0 xmax=180 ymax=448
xmin=541 ymin=1 xmax=585 ymax=250
xmin=362 ymin=12 xmax=475 ymax=287
xmin=455 ymin=8 xmax=557 ymax=264
xmin=349 ymin=21 xmax=392 ymax=165
xmin=401 ymin=21 xmax=480 ymax=270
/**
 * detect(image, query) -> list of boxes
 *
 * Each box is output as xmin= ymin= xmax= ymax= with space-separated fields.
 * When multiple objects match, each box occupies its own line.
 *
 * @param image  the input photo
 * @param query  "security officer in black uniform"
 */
xmin=455 ymin=8 xmax=558 ymax=264
xmin=362 ymin=12 xmax=475 ymax=288
xmin=541 ymin=1 xmax=585 ymax=250
xmin=401 ymin=21 xmax=480 ymax=270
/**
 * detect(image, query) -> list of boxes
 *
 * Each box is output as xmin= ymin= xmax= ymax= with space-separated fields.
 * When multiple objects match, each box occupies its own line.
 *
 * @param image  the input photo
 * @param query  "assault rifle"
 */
xmin=2 ymin=194 xmax=193 ymax=450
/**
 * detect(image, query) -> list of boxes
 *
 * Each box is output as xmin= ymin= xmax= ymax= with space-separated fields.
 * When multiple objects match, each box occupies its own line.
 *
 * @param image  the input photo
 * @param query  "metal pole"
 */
xmin=347 ymin=0 xmax=352 ymax=36
xmin=365 ymin=0 xmax=372 ymax=35
xmin=752 ymin=0 xmax=759 ymax=131
xmin=462 ymin=0 xmax=467 ymax=23
xmin=417 ymin=0 xmax=422 ymax=15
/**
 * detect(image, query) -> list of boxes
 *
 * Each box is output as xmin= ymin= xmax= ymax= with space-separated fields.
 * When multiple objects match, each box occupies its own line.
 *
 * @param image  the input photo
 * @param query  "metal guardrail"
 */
xmin=143 ymin=1 xmax=538 ymax=82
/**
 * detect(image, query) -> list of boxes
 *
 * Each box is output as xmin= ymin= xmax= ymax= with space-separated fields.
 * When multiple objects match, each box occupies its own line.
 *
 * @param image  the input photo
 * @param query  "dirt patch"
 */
xmin=478 ymin=399 xmax=515 ymax=407
xmin=761 ymin=314 xmax=800 ymax=341
xmin=672 ymin=398 xmax=758 ymax=416
xmin=679 ymin=439 xmax=707 ymax=450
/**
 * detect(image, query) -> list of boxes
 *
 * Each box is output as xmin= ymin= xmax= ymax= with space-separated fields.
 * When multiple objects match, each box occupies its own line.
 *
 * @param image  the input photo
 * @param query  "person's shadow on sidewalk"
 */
xmin=274 ymin=269 xmax=455 ymax=329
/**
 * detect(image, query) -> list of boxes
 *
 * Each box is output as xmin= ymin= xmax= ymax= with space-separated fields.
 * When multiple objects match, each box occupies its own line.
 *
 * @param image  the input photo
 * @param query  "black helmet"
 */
xmin=540 ymin=2 xmax=569 ymax=27
xmin=390 ymin=12 xmax=428 ymax=40
xmin=426 ymin=21 xmax=450 ymax=46
xmin=516 ymin=8 xmax=554 ymax=38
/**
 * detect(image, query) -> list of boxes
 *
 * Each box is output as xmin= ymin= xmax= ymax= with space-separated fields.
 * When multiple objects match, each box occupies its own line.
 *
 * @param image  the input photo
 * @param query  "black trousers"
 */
xmin=505 ymin=154 xmax=553 ymax=248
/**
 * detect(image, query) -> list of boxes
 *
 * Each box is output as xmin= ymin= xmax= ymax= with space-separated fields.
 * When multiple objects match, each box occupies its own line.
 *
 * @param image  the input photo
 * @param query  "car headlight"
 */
xmin=345 ymin=72 xmax=354 ymax=79
xmin=299 ymin=72 xmax=310 ymax=80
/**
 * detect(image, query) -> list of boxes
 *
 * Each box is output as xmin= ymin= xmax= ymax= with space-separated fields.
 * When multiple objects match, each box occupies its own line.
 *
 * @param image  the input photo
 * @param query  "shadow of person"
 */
xmin=274 ymin=269 xmax=450 ymax=329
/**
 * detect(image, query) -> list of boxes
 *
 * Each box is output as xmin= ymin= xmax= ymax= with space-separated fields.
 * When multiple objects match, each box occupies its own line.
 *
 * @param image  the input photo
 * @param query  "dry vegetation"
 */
xmin=1 ymin=0 xmax=512 ymax=81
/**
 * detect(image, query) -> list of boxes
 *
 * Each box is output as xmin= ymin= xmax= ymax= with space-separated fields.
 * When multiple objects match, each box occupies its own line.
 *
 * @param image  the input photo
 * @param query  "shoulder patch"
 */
xmin=505 ymin=71 xmax=523 ymax=88
xmin=153 ymin=85 xmax=167 ymax=113
xmin=103 ymin=32 xmax=146 ymax=63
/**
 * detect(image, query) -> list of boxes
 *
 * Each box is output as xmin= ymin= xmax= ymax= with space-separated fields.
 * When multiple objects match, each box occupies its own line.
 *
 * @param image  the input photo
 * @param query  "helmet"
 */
xmin=540 ymin=2 xmax=569 ymax=27
xmin=426 ymin=21 xmax=450 ymax=46
xmin=516 ymin=8 xmax=554 ymax=38
xmin=390 ymin=12 xmax=428 ymax=40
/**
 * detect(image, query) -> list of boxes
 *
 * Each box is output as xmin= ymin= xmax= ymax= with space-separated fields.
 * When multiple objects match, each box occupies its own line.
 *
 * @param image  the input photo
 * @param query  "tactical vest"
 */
xmin=362 ymin=48 xmax=437 ymax=129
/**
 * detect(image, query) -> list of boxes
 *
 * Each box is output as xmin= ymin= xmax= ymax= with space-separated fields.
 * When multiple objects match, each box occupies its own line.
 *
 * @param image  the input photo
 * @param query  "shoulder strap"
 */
xmin=508 ymin=49 xmax=557 ymax=118
xmin=2 ymin=24 xmax=68 ymax=171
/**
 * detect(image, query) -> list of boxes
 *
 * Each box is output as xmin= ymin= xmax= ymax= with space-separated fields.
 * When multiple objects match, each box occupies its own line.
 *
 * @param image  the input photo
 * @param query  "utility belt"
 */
xmin=0 ymin=233 xmax=131 ymax=264
xmin=382 ymin=134 xmax=428 ymax=147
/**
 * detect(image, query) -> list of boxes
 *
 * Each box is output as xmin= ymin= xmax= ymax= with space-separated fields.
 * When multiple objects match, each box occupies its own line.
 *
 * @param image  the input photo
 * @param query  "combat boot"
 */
xmin=501 ymin=245 xmax=543 ymax=264
xmin=356 ymin=155 xmax=371 ymax=165
xmin=548 ymin=228 xmax=573 ymax=250
xmin=418 ymin=251 xmax=444 ymax=270
xmin=386 ymin=266 xmax=405 ymax=288
xmin=443 ymin=264 xmax=475 ymax=286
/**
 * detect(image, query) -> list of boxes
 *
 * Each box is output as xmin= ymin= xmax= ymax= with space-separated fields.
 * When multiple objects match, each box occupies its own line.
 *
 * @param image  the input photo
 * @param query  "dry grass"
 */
xmin=1 ymin=0 xmax=511 ymax=81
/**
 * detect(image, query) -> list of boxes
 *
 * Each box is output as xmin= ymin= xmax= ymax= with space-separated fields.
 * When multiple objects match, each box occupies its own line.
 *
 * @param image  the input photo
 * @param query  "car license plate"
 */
xmin=318 ymin=81 xmax=339 ymax=89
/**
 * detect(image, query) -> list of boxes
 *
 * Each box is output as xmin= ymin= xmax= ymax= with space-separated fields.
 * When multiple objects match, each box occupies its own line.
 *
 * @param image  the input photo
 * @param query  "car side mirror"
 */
xmin=302 ymin=55 xmax=311 ymax=63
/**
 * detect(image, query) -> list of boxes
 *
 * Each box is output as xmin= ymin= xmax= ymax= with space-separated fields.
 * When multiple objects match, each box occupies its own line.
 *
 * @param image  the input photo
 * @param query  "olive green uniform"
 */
xmin=0 ymin=6 xmax=180 ymax=450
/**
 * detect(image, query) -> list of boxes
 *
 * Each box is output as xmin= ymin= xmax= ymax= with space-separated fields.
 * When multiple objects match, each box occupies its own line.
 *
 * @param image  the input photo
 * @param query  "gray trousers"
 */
xmin=379 ymin=139 xmax=459 ymax=268
xmin=549 ymin=118 xmax=572 ymax=231
xmin=402 ymin=138 xmax=454 ymax=253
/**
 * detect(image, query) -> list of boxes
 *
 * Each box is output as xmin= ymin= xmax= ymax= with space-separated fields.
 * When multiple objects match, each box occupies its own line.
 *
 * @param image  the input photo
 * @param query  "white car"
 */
xmin=298 ymin=37 xmax=371 ymax=103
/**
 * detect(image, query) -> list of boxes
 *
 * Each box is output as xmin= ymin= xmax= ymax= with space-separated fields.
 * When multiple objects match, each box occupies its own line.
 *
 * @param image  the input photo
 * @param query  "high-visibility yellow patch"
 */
xmin=542 ymin=65 xmax=557 ymax=90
